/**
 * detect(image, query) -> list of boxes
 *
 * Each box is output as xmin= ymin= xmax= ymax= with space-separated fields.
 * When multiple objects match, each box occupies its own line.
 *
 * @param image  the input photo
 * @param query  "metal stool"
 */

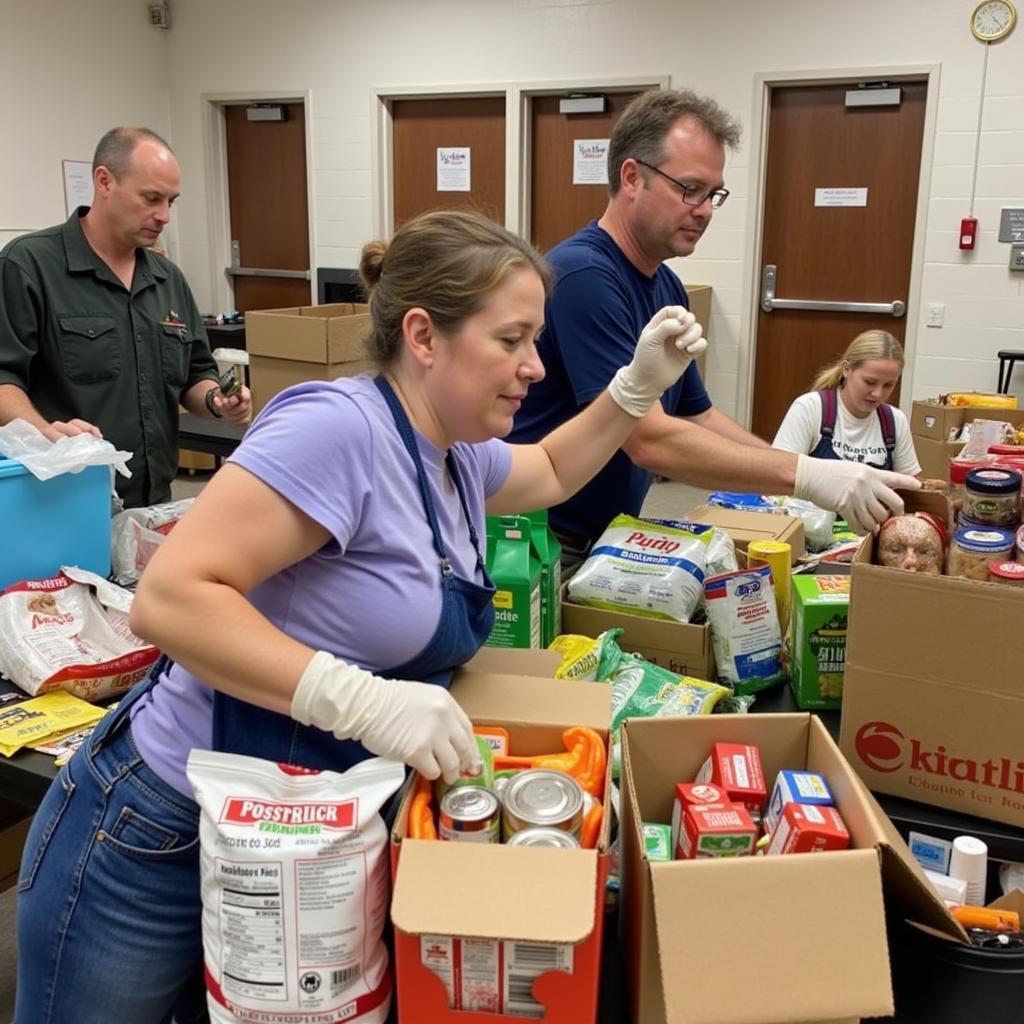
xmin=997 ymin=350 xmax=1024 ymax=394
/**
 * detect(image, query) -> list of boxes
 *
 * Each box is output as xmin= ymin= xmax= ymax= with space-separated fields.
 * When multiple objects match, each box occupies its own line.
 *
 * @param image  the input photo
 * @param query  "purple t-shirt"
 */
xmin=130 ymin=376 xmax=512 ymax=795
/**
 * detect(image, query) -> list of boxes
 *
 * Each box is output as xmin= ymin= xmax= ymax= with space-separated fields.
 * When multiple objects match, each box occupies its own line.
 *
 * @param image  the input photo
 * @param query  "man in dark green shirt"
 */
xmin=0 ymin=126 xmax=252 ymax=507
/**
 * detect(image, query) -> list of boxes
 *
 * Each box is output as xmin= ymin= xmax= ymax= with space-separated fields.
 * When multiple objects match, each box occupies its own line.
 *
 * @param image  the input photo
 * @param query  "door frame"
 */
xmin=201 ymin=90 xmax=316 ymax=314
xmin=513 ymin=75 xmax=668 ymax=240
xmin=371 ymin=76 xmax=668 ymax=240
xmin=371 ymin=83 xmax=511 ymax=239
xmin=738 ymin=64 xmax=941 ymax=427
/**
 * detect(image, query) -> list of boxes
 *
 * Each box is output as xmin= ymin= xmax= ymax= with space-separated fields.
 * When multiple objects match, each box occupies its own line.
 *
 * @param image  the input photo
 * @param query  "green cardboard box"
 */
xmin=789 ymin=575 xmax=850 ymax=709
xmin=524 ymin=508 xmax=562 ymax=647
xmin=485 ymin=515 xmax=542 ymax=648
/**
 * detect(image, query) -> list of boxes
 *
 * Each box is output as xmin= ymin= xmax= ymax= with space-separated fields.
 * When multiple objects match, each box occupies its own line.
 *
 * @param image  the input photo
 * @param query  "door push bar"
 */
xmin=760 ymin=264 xmax=905 ymax=317
xmin=225 ymin=267 xmax=311 ymax=280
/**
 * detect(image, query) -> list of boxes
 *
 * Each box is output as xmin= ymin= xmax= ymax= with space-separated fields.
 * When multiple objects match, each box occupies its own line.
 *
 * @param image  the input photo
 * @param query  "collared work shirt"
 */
xmin=0 ymin=208 xmax=218 ymax=507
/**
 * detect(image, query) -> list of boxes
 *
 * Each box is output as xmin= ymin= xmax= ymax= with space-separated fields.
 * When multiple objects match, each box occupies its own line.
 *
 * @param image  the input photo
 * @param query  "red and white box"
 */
xmin=765 ymin=802 xmax=850 ymax=855
xmin=695 ymin=742 xmax=766 ymax=815
xmin=675 ymin=802 xmax=757 ymax=860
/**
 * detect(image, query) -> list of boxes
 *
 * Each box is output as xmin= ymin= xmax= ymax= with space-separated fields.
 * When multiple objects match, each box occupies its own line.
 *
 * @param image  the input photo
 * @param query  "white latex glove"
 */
xmin=291 ymin=651 xmax=481 ymax=783
xmin=793 ymin=455 xmax=921 ymax=534
xmin=608 ymin=305 xmax=707 ymax=418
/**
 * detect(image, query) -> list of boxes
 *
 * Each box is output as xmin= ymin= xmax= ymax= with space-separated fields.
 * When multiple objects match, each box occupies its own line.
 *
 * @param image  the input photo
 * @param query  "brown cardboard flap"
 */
xmin=457 ymin=647 xmax=562 ymax=677
xmin=848 ymin=772 xmax=969 ymax=944
xmin=649 ymin=852 xmax=892 ymax=1024
xmin=449 ymin=672 xmax=610 ymax=734
xmin=391 ymin=840 xmax=597 ymax=943
xmin=684 ymin=504 xmax=806 ymax=560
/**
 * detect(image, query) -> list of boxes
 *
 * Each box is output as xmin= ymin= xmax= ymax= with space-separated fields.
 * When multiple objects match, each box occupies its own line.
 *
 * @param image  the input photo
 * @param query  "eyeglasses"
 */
xmin=634 ymin=159 xmax=730 ymax=210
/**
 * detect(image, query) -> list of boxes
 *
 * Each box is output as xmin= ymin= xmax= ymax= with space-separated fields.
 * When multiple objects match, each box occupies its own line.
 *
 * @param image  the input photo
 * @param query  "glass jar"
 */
xmin=948 ymin=458 xmax=991 ymax=521
xmin=947 ymin=527 xmax=1016 ymax=581
xmin=987 ymin=560 xmax=1024 ymax=586
xmin=962 ymin=468 xmax=1021 ymax=528
xmin=1017 ymin=524 xmax=1024 ymax=565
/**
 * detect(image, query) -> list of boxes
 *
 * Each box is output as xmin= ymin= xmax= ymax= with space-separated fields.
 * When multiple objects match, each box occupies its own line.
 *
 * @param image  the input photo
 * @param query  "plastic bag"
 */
xmin=188 ymin=751 xmax=404 ymax=1024
xmin=111 ymin=499 xmax=194 ymax=585
xmin=0 ymin=418 xmax=131 ymax=481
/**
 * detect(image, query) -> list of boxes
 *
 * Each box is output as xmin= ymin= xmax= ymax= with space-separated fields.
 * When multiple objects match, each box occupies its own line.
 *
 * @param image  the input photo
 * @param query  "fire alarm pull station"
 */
xmin=959 ymin=217 xmax=978 ymax=250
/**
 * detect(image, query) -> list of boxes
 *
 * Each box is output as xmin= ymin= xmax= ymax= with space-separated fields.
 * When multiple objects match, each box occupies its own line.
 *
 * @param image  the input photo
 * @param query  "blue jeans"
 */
xmin=15 ymin=694 xmax=205 ymax=1024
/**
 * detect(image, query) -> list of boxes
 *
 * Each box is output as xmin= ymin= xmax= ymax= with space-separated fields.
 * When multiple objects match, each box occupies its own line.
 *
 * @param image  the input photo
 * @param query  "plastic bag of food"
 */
xmin=704 ymin=565 xmax=784 ymax=694
xmin=111 ymin=498 xmax=194 ymax=585
xmin=595 ymin=631 xmax=729 ymax=776
xmin=549 ymin=629 xmax=621 ymax=681
xmin=567 ymin=514 xmax=712 ymax=623
xmin=0 ymin=567 xmax=159 ymax=701
xmin=187 ymin=750 xmax=405 ymax=1024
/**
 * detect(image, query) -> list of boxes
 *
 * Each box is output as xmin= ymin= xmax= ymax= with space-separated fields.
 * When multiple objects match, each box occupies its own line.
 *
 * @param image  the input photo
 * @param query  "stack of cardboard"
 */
xmin=910 ymin=399 xmax=1024 ymax=479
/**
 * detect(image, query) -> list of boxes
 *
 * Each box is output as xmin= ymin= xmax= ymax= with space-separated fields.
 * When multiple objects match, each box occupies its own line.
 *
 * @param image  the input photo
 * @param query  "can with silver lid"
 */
xmin=439 ymin=786 xmax=500 ymax=843
xmin=506 ymin=826 xmax=581 ymax=849
xmin=501 ymin=769 xmax=584 ymax=840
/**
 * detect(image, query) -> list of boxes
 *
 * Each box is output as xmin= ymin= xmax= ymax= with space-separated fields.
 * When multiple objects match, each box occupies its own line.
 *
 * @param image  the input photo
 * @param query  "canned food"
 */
xmin=505 ymin=826 xmax=581 ymax=849
xmin=988 ymin=560 xmax=1024 ymax=586
xmin=501 ymin=769 xmax=584 ymax=840
xmin=439 ymin=786 xmax=500 ymax=843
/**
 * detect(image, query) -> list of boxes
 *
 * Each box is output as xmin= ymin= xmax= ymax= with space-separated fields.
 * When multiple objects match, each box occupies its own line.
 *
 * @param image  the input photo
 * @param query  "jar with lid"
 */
xmin=947 ymin=526 xmax=1016 ymax=580
xmin=948 ymin=458 xmax=991 ymax=520
xmin=988 ymin=560 xmax=1024 ymax=586
xmin=962 ymin=468 xmax=1021 ymax=528
xmin=1017 ymin=523 xmax=1024 ymax=564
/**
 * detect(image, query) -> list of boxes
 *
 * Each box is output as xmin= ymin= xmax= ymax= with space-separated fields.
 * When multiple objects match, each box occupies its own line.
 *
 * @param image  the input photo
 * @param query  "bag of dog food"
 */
xmin=187 ymin=750 xmax=405 ymax=1024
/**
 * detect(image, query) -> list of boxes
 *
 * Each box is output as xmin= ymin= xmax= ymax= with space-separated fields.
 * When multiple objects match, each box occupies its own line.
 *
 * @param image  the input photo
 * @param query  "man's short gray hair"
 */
xmin=93 ymin=127 xmax=173 ymax=180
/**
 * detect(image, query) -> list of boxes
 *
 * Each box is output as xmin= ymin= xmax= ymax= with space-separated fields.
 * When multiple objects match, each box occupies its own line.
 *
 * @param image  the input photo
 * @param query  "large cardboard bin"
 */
xmin=246 ymin=302 xmax=371 ymax=412
xmin=390 ymin=654 xmax=612 ymax=1024
xmin=620 ymin=713 xmax=924 ymax=1024
xmin=560 ymin=581 xmax=713 ymax=679
xmin=840 ymin=490 xmax=1024 ymax=829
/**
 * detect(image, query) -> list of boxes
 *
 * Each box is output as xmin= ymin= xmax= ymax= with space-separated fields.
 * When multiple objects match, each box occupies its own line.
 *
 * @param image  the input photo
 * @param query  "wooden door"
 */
xmin=750 ymin=81 xmax=927 ymax=440
xmin=225 ymin=102 xmax=311 ymax=312
xmin=391 ymin=97 xmax=505 ymax=226
xmin=529 ymin=91 xmax=643 ymax=253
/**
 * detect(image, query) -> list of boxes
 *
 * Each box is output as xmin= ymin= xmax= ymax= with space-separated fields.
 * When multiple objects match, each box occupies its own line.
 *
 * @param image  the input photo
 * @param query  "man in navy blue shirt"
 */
xmin=511 ymin=89 xmax=917 ymax=553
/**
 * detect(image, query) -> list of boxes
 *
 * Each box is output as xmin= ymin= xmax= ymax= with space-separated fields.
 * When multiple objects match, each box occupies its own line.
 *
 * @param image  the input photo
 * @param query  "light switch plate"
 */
xmin=1010 ymin=245 xmax=1024 ymax=272
xmin=926 ymin=302 xmax=945 ymax=327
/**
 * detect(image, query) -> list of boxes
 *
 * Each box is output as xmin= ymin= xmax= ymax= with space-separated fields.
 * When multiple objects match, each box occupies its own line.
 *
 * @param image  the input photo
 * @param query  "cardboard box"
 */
xmin=840 ymin=489 xmax=1024 ymax=830
xmin=684 ymin=504 xmax=806 ymax=562
xmin=686 ymin=284 xmax=711 ymax=384
xmin=910 ymin=399 xmax=1024 ymax=442
xmin=246 ymin=303 xmax=372 ymax=412
xmin=560 ymin=582 xmax=714 ymax=680
xmin=618 ymin=712 xmax=950 ymax=1024
xmin=788 ymin=574 xmax=850 ymax=710
xmin=390 ymin=653 xmax=612 ymax=1024
xmin=911 ymin=435 xmax=965 ymax=481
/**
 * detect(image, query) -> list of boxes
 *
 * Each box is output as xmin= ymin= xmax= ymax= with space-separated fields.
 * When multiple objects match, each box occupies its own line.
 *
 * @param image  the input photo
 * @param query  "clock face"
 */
xmin=972 ymin=0 xmax=1016 ymax=40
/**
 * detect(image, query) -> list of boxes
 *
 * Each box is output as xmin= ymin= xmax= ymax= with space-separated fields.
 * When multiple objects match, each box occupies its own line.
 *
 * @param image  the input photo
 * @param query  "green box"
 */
xmin=485 ymin=515 xmax=542 ymax=648
xmin=789 ymin=575 xmax=850 ymax=709
xmin=643 ymin=822 xmax=672 ymax=861
xmin=524 ymin=509 xmax=562 ymax=647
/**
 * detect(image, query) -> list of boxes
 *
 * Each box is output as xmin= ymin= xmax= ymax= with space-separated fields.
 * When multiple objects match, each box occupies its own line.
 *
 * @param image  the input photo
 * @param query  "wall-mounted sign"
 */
xmin=814 ymin=187 xmax=868 ymax=207
xmin=998 ymin=208 xmax=1024 ymax=243
xmin=572 ymin=138 xmax=609 ymax=185
xmin=62 ymin=160 xmax=93 ymax=214
xmin=436 ymin=147 xmax=470 ymax=192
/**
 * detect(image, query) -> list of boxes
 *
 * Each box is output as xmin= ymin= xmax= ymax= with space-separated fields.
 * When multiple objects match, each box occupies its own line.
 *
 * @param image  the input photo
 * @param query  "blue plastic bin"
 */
xmin=0 ymin=458 xmax=111 ymax=589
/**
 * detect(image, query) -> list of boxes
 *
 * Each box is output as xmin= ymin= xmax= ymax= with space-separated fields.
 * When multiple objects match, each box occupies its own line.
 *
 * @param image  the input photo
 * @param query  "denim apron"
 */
xmin=209 ymin=374 xmax=496 ymax=771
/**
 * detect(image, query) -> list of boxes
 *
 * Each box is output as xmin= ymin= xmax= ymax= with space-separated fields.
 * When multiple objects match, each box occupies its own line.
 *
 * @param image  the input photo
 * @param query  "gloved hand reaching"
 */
xmin=608 ymin=305 xmax=707 ymax=418
xmin=794 ymin=455 xmax=921 ymax=534
xmin=291 ymin=651 xmax=481 ymax=783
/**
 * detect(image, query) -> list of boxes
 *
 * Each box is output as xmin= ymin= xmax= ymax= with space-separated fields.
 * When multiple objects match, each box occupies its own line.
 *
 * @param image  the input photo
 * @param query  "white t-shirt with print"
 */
xmin=772 ymin=391 xmax=922 ymax=475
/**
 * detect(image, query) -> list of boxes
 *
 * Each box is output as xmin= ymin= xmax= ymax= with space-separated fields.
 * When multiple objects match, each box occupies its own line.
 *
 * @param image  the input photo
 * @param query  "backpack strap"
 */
xmin=817 ymin=389 xmax=838 ymax=440
xmin=877 ymin=402 xmax=897 ymax=456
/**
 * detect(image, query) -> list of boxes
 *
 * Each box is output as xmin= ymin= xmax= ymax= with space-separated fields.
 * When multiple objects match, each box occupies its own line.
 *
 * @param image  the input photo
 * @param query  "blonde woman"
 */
xmin=772 ymin=330 xmax=928 ymax=478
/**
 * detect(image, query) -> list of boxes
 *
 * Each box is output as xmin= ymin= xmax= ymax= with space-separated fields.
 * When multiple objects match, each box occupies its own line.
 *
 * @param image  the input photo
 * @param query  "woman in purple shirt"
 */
xmin=15 ymin=209 xmax=707 ymax=1023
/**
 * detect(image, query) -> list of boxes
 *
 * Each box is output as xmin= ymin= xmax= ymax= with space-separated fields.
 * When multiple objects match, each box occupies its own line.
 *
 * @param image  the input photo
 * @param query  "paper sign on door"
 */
xmin=437 ymin=147 xmax=471 ymax=192
xmin=814 ymin=187 xmax=868 ymax=207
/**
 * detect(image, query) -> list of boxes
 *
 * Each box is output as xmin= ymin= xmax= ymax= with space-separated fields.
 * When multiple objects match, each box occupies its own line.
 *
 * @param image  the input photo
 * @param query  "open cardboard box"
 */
xmin=246 ymin=302 xmax=372 ymax=412
xmin=618 ymin=711 xmax=974 ymax=1024
xmin=840 ymin=489 xmax=1024 ymax=830
xmin=389 ymin=649 xmax=613 ymax=1024
xmin=560 ymin=581 xmax=714 ymax=680
xmin=910 ymin=399 xmax=1024 ymax=442
xmin=684 ymin=504 xmax=806 ymax=562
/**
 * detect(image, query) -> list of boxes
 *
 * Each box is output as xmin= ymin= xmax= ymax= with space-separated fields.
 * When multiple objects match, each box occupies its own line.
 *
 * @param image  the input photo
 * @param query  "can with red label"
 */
xmin=439 ymin=786 xmax=500 ymax=843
